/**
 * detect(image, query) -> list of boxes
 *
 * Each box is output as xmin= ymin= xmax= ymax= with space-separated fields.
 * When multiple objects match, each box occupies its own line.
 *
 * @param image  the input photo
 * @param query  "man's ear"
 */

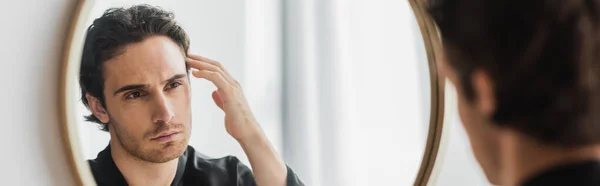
xmin=85 ymin=93 xmax=110 ymax=123
xmin=472 ymin=69 xmax=496 ymax=116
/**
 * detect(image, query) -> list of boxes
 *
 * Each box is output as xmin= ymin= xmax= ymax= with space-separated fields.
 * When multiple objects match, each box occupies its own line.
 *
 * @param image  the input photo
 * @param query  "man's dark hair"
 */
xmin=427 ymin=0 xmax=600 ymax=147
xmin=79 ymin=4 xmax=190 ymax=131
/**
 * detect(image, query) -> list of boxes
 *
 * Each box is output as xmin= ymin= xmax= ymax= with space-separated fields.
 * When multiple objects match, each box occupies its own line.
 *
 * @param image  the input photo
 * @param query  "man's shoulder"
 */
xmin=85 ymin=146 xmax=127 ymax=186
xmin=180 ymin=146 xmax=255 ymax=185
xmin=183 ymin=145 xmax=249 ymax=171
xmin=86 ymin=147 xmax=108 ymax=175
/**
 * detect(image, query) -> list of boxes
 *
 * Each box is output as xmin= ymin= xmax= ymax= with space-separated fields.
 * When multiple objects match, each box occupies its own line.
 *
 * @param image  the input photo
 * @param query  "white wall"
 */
xmin=0 ymin=0 xmax=78 ymax=185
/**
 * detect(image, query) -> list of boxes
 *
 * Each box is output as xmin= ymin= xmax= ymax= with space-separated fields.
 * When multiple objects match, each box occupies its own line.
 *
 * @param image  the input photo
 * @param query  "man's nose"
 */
xmin=152 ymin=93 xmax=175 ymax=124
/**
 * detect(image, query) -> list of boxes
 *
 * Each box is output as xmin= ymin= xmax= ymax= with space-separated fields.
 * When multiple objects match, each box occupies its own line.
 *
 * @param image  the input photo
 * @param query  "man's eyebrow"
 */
xmin=164 ymin=74 xmax=187 ymax=84
xmin=113 ymin=84 xmax=147 ymax=96
xmin=112 ymin=74 xmax=187 ymax=96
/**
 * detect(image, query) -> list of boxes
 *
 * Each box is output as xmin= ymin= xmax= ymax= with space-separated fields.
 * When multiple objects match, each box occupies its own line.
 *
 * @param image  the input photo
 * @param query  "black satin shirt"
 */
xmin=88 ymin=145 xmax=305 ymax=186
xmin=523 ymin=160 xmax=600 ymax=186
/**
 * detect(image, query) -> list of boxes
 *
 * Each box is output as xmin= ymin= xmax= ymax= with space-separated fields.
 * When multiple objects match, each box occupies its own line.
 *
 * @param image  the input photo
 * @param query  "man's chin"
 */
xmin=144 ymin=140 xmax=188 ymax=163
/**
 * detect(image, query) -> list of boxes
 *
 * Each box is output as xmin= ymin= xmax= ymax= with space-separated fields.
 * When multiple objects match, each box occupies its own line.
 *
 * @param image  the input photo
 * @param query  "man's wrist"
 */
xmin=237 ymin=121 xmax=265 ymax=147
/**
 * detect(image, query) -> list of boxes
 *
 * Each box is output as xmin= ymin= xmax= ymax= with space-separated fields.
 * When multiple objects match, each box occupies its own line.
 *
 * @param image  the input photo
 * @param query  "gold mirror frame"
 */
xmin=59 ymin=0 xmax=447 ymax=185
xmin=408 ymin=0 xmax=447 ymax=185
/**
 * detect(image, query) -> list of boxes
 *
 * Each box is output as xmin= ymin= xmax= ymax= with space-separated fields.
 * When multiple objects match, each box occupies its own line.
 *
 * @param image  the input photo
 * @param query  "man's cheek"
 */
xmin=121 ymin=105 xmax=153 ymax=124
xmin=174 ymin=97 xmax=191 ymax=117
xmin=174 ymin=89 xmax=191 ymax=107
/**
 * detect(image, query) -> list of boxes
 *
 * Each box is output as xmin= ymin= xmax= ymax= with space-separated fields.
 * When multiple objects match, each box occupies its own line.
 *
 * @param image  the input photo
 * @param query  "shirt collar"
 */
xmin=89 ymin=144 xmax=188 ymax=186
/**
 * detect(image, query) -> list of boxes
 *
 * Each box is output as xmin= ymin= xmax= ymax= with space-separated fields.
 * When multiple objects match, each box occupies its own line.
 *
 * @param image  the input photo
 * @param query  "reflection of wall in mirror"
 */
xmin=338 ymin=0 xmax=430 ymax=185
xmin=282 ymin=0 xmax=433 ymax=185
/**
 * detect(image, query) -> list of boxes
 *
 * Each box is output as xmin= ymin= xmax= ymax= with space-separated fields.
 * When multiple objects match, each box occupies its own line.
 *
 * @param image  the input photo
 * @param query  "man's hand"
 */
xmin=185 ymin=54 xmax=260 ymax=142
xmin=185 ymin=54 xmax=289 ymax=186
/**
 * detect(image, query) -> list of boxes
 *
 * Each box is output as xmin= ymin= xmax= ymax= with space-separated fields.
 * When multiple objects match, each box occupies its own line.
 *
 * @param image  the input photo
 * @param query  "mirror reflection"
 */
xmin=69 ymin=0 xmax=433 ymax=185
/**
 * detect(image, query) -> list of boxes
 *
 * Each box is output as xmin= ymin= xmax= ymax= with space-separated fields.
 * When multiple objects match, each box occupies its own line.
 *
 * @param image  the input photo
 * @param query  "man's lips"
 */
xmin=151 ymin=131 xmax=180 ymax=142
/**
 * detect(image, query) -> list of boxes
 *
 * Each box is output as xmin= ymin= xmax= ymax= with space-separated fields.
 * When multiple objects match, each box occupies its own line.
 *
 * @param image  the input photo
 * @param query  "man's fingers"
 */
xmin=186 ymin=58 xmax=236 ymax=85
xmin=187 ymin=54 xmax=234 ymax=79
xmin=192 ymin=70 xmax=233 ymax=95
xmin=187 ymin=54 xmax=223 ymax=69
xmin=212 ymin=90 xmax=225 ymax=110
xmin=187 ymin=53 xmax=214 ymax=63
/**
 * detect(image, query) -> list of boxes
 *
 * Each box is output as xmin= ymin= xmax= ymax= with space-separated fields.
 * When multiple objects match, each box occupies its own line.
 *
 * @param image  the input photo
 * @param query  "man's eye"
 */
xmin=125 ymin=92 xmax=144 ymax=99
xmin=168 ymin=82 xmax=182 ymax=89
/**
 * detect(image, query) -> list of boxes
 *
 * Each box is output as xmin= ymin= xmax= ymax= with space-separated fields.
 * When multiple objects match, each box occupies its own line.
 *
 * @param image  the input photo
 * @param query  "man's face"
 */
xmin=101 ymin=36 xmax=191 ymax=163
xmin=438 ymin=47 xmax=502 ymax=184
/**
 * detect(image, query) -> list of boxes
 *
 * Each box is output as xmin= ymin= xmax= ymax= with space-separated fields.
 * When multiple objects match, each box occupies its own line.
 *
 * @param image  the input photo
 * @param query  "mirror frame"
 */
xmin=408 ymin=0 xmax=448 ymax=185
xmin=59 ymin=0 xmax=448 ymax=185
xmin=60 ymin=0 xmax=96 ymax=185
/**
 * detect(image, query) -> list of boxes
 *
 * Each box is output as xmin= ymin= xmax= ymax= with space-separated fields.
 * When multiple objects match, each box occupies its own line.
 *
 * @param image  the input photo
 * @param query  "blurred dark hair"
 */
xmin=79 ymin=4 xmax=190 ymax=131
xmin=427 ymin=0 xmax=600 ymax=147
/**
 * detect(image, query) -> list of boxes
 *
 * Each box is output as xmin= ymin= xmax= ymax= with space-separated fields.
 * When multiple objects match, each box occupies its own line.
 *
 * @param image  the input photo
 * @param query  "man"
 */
xmin=79 ymin=4 xmax=303 ymax=186
xmin=427 ymin=0 xmax=600 ymax=185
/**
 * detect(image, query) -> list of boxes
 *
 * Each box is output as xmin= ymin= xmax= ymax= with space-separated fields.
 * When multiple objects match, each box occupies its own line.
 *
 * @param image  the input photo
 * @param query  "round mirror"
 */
xmin=60 ymin=0 xmax=446 ymax=185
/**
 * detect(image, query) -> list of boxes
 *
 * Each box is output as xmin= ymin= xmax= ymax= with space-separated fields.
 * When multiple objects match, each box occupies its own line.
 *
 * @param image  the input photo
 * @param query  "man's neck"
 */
xmin=500 ymin=131 xmax=600 ymax=185
xmin=110 ymin=140 xmax=179 ymax=186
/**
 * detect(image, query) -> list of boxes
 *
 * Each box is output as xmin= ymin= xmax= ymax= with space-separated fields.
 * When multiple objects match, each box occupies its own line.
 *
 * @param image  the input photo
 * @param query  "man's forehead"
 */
xmin=102 ymin=36 xmax=187 ymax=89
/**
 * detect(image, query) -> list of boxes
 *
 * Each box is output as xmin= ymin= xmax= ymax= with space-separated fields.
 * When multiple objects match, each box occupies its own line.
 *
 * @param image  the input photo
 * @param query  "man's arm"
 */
xmin=185 ymin=54 xmax=302 ymax=186
xmin=239 ymin=125 xmax=288 ymax=186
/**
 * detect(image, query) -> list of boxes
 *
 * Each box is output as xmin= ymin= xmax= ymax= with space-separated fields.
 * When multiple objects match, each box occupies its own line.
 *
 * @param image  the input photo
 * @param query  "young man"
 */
xmin=79 ymin=5 xmax=303 ymax=186
xmin=428 ymin=0 xmax=600 ymax=185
